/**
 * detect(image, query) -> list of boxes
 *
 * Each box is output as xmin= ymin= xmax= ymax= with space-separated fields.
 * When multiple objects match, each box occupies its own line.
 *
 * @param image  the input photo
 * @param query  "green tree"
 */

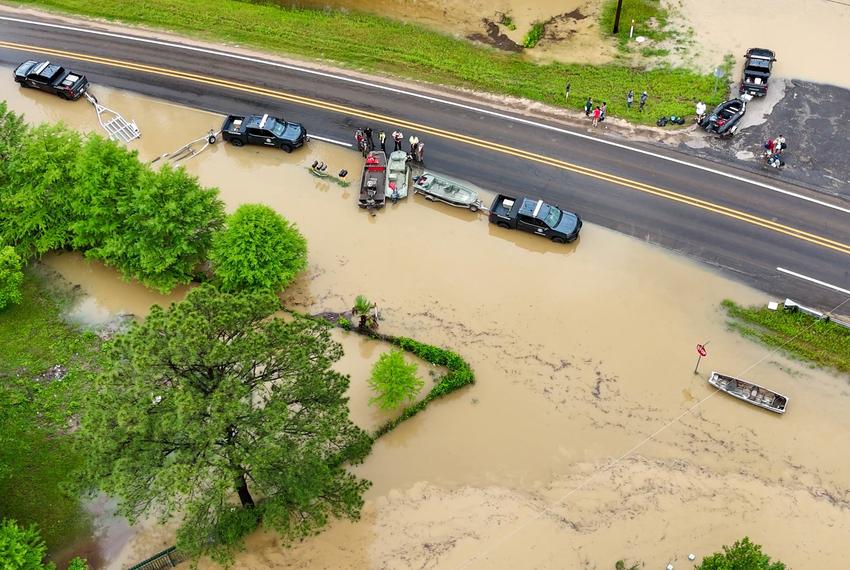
xmin=368 ymin=349 xmax=424 ymax=410
xmin=352 ymin=294 xmax=377 ymax=331
xmin=696 ymin=537 xmax=786 ymax=570
xmin=69 ymin=135 xmax=146 ymax=252
xmin=88 ymin=164 xmax=224 ymax=292
xmin=0 ymin=123 xmax=82 ymax=257
xmin=0 ymin=246 xmax=24 ymax=311
xmin=74 ymin=286 xmax=372 ymax=565
xmin=0 ymin=102 xmax=27 ymax=182
xmin=210 ymin=204 xmax=307 ymax=292
xmin=0 ymin=518 xmax=53 ymax=570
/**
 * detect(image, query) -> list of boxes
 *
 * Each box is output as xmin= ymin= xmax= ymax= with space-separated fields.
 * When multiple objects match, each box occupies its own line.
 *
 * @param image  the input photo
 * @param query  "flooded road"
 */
xmin=4 ymin=80 xmax=850 ymax=569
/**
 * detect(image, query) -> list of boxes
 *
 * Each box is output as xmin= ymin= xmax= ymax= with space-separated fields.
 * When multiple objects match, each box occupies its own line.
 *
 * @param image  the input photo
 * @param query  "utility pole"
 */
xmin=612 ymin=0 xmax=625 ymax=34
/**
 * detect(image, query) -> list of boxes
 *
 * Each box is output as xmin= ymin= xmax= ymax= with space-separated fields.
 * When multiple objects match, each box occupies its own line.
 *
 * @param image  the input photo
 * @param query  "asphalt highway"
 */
xmin=1 ymin=12 xmax=848 ymax=312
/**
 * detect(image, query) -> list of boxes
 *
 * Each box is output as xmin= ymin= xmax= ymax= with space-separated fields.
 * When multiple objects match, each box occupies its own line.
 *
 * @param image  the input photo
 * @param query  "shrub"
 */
xmin=0 ymin=246 xmax=24 ymax=311
xmin=696 ymin=536 xmax=785 ymax=569
xmin=0 ymin=518 xmax=51 ymax=570
xmin=369 ymin=349 xmax=424 ymax=410
xmin=210 ymin=204 xmax=307 ymax=292
xmin=523 ymin=22 xmax=545 ymax=48
xmin=338 ymin=317 xmax=351 ymax=330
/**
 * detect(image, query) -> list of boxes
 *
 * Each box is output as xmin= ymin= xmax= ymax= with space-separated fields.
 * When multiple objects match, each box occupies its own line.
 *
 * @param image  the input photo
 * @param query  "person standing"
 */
xmin=392 ymin=130 xmax=403 ymax=151
xmin=408 ymin=134 xmax=419 ymax=153
xmin=584 ymin=97 xmax=593 ymax=117
xmin=592 ymin=106 xmax=601 ymax=127
xmin=378 ymin=130 xmax=386 ymax=153
xmin=627 ymin=89 xmax=634 ymax=109
xmin=695 ymin=100 xmax=707 ymax=121
xmin=639 ymin=91 xmax=648 ymax=112
xmin=565 ymin=81 xmax=571 ymax=100
xmin=600 ymin=102 xmax=607 ymax=122
xmin=363 ymin=127 xmax=374 ymax=151
xmin=354 ymin=129 xmax=365 ymax=155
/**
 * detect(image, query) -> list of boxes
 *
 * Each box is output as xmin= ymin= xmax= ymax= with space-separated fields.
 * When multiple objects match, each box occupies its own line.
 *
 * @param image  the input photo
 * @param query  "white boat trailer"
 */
xmin=84 ymin=91 xmax=140 ymax=144
xmin=150 ymin=130 xmax=220 ymax=165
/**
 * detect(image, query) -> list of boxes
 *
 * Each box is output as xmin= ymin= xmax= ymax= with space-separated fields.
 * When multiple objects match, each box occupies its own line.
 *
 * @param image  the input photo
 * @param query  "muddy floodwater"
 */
xmin=280 ymin=0 xmax=850 ymax=88
xmin=4 ymin=80 xmax=850 ymax=569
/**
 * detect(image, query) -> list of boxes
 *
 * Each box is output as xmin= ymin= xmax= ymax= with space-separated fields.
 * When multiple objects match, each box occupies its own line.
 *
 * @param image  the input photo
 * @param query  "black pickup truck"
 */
xmin=13 ymin=60 xmax=89 ymax=100
xmin=739 ymin=48 xmax=776 ymax=97
xmin=220 ymin=113 xmax=307 ymax=153
xmin=489 ymin=194 xmax=582 ymax=243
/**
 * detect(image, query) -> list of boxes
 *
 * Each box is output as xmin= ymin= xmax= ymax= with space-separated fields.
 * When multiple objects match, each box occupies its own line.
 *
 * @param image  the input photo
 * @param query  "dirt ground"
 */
xmin=4 ymin=79 xmax=850 ymax=569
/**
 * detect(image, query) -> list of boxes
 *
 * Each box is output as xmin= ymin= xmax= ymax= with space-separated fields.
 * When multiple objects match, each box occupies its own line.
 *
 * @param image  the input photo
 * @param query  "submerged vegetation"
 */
xmin=722 ymin=300 xmax=850 ymax=375
xmin=18 ymin=0 xmax=725 ymax=123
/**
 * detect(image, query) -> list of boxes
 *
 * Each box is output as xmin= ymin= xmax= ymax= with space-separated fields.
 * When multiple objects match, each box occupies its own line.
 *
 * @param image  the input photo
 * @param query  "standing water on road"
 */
xmin=3 ymin=79 xmax=850 ymax=569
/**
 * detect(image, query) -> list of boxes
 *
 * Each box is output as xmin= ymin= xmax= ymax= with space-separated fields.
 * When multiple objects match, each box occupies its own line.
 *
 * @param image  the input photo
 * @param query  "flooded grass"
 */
xmin=0 ymin=271 xmax=97 ymax=555
xmin=17 ymin=0 xmax=723 ymax=122
xmin=599 ymin=0 xmax=670 ymax=48
xmin=722 ymin=299 xmax=850 ymax=375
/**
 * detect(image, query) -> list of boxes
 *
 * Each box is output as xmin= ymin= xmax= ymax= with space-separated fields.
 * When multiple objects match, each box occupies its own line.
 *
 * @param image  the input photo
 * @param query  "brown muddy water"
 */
xmin=283 ymin=0 xmax=850 ymax=88
xmin=4 ymin=80 xmax=850 ymax=569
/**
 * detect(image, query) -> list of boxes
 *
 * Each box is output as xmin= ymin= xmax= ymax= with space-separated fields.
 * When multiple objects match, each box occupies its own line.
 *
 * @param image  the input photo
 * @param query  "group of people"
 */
xmin=354 ymin=127 xmax=424 ymax=162
xmin=763 ymin=134 xmax=787 ymax=168
xmin=584 ymin=90 xmax=648 ymax=126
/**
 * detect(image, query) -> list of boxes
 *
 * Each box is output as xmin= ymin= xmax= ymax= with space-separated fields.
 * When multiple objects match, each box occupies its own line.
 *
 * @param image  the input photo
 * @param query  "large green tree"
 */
xmin=75 ymin=286 xmax=372 ymax=564
xmin=0 ymin=123 xmax=81 ymax=256
xmin=369 ymin=349 xmax=424 ymax=410
xmin=210 ymin=203 xmax=307 ymax=292
xmin=696 ymin=537 xmax=786 ymax=570
xmin=84 ymin=164 xmax=224 ymax=292
xmin=0 ymin=518 xmax=50 ymax=570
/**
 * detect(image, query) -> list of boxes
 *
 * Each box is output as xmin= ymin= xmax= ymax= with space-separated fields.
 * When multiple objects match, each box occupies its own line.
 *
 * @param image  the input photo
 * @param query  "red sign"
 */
xmin=696 ymin=344 xmax=707 ymax=357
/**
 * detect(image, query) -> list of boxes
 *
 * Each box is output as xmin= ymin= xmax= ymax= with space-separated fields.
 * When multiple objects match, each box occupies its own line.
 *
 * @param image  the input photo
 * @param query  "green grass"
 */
xmin=600 ymin=0 xmax=671 ymax=49
xmin=722 ymin=300 xmax=850 ymax=375
xmin=0 ymin=270 xmax=100 ymax=552
xmin=10 ymin=0 xmax=726 ymax=123
xmin=522 ymin=22 xmax=545 ymax=49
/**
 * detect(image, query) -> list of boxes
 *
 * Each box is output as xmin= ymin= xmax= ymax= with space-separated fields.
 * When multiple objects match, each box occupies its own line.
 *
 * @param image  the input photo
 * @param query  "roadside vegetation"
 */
xmin=696 ymin=536 xmax=786 ymax=569
xmin=0 ymin=270 xmax=99 ymax=565
xmin=15 ymin=0 xmax=726 ymax=123
xmin=722 ymin=300 xmax=850 ymax=375
xmin=600 ymin=0 xmax=670 ymax=49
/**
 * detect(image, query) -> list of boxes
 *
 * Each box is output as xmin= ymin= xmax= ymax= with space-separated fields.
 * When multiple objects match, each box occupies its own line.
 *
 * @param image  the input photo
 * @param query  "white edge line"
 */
xmin=2 ymin=14 xmax=849 ymax=216
xmin=776 ymin=267 xmax=850 ymax=295
xmin=307 ymin=134 xmax=351 ymax=147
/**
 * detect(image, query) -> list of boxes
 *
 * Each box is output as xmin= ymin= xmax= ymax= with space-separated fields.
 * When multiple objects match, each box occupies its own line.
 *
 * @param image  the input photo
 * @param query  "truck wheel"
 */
xmin=496 ymin=222 xmax=510 ymax=229
xmin=551 ymin=236 xmax=567 ymax=244
xmin=230 ymin=139 xmax=244 ymax=147
xmin=280 ymin=143 xmax=293 ymax=153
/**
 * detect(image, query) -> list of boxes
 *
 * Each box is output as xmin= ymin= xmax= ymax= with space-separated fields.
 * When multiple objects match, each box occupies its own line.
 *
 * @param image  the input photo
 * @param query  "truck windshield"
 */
xmin=266 ymin=119 xmax=287 ymax=137
xmin=542 ymin=205 xmax=562 ymax=227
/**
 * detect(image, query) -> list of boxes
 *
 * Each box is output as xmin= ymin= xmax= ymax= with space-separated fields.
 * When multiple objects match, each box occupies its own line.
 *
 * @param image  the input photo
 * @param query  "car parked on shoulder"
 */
xmin=13 ymin=60 xmax=89 ymax=100
xmin=740 ymin=48 xmax=776 ymax=97
xmin=698 ymin=98 xmax=747 ymax=138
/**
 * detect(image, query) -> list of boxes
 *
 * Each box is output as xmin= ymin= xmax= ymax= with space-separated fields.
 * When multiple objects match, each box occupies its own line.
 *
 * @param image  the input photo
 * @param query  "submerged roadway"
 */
xmin=1 ymin=11 xmax=848 ymax=313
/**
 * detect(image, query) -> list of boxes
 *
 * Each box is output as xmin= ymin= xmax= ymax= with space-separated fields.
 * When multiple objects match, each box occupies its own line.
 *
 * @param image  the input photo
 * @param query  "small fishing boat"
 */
xmin=708 ymin=371 xmax=788 ymax=414
xmin=385 ymin=150 xmax=410 ymax=202
xmin=358 ymin=151 xmax=387 ymax=210
xmin=412 ymin=171 xmax=484 ymax=212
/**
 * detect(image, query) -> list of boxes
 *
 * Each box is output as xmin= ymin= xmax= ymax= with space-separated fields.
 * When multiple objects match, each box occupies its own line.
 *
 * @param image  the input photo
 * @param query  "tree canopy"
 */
xmin=74 ymin=286 xmax=372 ymax=564
xmin=0 ymin=518 xmax=50 ymax=570
xmin=210 ymin=203 xmax=307 ymax=292
xmin=0 ymin=246 xmax=24 ymax=311
xmin=369 ymin=349 xmax=423 ymax=410
xmin=696 ymin=537 xmax=786 ymax=570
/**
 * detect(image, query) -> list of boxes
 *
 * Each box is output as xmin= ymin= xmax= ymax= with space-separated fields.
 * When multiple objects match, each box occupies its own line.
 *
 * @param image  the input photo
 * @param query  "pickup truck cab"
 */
xmin=489 ymin=194 xmax=582 ymax=243
xmin=14 ymin=60 xmax=89 ymax=100
xmin=739 ymin=48 xmax=776 ymax=97
xmin=220 ymin=113 xmax=307 ymax=153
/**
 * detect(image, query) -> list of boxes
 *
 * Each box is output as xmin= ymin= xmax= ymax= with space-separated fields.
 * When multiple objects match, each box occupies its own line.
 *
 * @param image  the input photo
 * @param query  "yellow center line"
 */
xmin=4 ymin=40 xmax=850 ymax=257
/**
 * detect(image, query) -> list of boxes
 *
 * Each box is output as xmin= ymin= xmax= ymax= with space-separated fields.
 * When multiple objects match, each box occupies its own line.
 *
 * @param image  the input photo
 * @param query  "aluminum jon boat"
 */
xmin=708 ymin=371 xmax=788 ymax=414
xmin=412 ymin=171 xmax=484 ymax=212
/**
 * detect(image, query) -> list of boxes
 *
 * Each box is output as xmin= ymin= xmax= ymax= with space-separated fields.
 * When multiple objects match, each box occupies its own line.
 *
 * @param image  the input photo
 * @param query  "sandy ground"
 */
xmin=4 ymin=80 xmax=850 ymax=569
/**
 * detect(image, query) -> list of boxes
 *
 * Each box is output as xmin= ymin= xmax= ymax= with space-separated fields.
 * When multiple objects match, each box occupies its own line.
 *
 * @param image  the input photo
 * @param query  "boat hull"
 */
xmin=708 ymin=371 xmax=788 ymax=414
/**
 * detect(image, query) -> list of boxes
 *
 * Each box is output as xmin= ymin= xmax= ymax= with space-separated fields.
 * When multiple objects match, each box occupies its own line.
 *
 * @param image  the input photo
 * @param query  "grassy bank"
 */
xmin=11 ymin=0 xmax=724 ymax=123
xmin=0 ymin=269 xmax=99 ymax=552
xmin=722 ymin=300 xmax=850 ymax=375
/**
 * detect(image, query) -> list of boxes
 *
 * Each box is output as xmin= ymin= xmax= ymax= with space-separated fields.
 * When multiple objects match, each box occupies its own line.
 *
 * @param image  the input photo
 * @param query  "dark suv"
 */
xmin=14 ymin=60 xmax=89 ymax=100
